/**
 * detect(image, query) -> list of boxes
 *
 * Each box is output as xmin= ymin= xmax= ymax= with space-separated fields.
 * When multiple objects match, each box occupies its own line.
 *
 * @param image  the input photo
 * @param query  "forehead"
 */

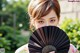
xmin=40 ymin=9 xmax=57 ymax=20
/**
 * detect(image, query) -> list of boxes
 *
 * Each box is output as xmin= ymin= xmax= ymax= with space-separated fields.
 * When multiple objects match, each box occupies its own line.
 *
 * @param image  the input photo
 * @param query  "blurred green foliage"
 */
xmin=0 ymin=26 xmax=30 ymax=53
xmin=0 ymin=0 xmax=30 ymax=30
xmin=0 ymin=0 xmax=30 ymax=53
xmin=60 ymin=18 xmax=80 ymax=50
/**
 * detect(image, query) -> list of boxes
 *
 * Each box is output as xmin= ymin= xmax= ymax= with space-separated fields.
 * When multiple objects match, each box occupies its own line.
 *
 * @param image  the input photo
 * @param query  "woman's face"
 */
xmin=33 ymin=9 xmax=59 ymax=29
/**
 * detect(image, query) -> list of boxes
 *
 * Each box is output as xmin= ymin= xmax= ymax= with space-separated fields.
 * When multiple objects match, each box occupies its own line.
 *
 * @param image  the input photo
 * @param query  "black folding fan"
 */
xmin=28 ymin=26 xmax=70 ymax=53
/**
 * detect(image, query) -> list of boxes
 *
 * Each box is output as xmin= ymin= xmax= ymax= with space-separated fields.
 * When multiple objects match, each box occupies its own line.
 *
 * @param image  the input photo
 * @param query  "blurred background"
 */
xmin=0 ymin=0 xmax=80 ymax=53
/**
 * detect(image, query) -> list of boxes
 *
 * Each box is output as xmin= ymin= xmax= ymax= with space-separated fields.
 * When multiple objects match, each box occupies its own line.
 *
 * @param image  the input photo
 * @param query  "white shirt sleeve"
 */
xmin=15 ymin=44 xmax=29 ymax=53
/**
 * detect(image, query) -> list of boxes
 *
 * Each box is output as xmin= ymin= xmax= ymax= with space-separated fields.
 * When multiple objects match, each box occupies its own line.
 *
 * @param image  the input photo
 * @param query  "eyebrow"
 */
xmin=37 ymin=18 xmax=44 ymax=20
xmin=37 ymin=17 xmax=56 ymax=20
xmin=49 ymin=17 xmax=56 ymax=19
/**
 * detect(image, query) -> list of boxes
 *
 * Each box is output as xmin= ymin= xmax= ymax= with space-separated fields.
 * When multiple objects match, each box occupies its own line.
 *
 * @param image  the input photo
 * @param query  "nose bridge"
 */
xmin=46 ymin=21 xmax=49 ymax=26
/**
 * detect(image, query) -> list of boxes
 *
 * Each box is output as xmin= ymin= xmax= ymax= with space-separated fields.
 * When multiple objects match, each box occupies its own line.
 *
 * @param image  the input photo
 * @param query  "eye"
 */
xmin=50 ymin=19 xmax=55 ymax=23
xmin=38 ymin=20 xmax=44 ymax=24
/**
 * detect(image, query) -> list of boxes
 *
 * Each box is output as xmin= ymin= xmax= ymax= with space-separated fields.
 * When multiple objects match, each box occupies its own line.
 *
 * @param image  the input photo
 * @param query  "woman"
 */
xmin=15 ymin=0 xmax=79 ymax=53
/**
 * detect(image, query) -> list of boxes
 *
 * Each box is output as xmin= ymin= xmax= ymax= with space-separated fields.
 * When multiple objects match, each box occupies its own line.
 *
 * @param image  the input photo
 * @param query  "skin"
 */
xmin=33 ymin=9 xmax=59 ymax=29
xmin=32 ymin=9 xmax=59 ymax=53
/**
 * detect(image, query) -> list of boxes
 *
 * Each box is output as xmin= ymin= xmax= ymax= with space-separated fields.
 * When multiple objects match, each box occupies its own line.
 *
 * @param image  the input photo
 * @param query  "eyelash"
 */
xmin=38 ymin=21 xmax=44 ymax=24
xmin=50 ymin=19 xmax=55 ymax=22
xmin=37 ymin=19 xmax=55 ymax=24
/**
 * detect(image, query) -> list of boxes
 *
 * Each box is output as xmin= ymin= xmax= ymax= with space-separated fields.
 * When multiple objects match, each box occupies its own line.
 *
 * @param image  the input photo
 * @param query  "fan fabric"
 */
xmin=28 ymin=26 xmax=70 ymax=53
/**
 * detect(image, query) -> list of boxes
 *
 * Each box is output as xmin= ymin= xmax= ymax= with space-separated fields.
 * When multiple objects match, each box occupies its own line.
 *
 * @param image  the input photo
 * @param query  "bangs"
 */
xmin=30 ymin=0 xmax=54 ymax=20
xmin=28 ymin=0 xmax=60 ymax=20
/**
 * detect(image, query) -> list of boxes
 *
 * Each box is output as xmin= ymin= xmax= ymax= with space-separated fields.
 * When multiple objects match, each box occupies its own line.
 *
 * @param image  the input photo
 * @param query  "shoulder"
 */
xmin=15 ymin=44 xmax=29 ymax=53
xmin=68 ymin=44 xmax=79 ymax=53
